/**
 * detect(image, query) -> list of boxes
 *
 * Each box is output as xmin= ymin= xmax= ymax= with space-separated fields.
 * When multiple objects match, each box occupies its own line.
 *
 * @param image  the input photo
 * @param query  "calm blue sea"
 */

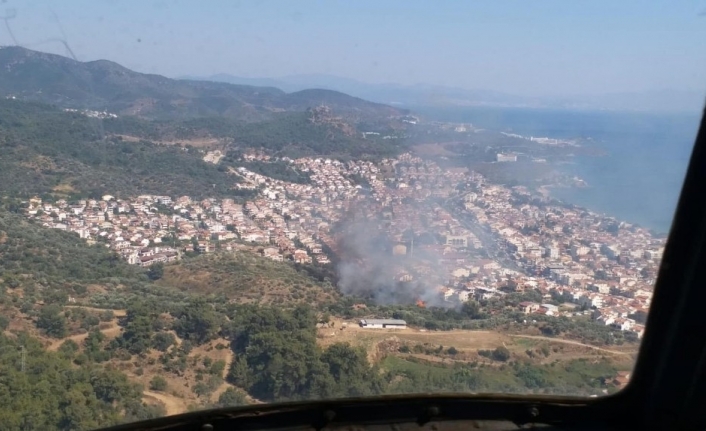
xmin=414 ymin=106 xmax=702 ymax=234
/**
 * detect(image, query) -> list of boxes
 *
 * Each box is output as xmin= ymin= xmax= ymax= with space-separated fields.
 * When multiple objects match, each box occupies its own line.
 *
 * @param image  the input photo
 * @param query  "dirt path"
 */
xmin=64 ymin=306 xmax=127 ymax=317
xmin=509 ymin=335 xmax=635 ymax=356
xmin=209 ymin=347 xmax=235 ymax=403
xmin=47 ymin=322 xmax=122 ymax=352
xmin=143 ymin=390 xmax=188 ymax=416
xmin=168 ymin=330 xmax=183 ymax=346
xmin=206 ymin=347 xmax=265 ymax=406
xmin=48 ymin=332 xmax=90 ymax=351
xmin=221 ymin=348 xmax=234 ymax=377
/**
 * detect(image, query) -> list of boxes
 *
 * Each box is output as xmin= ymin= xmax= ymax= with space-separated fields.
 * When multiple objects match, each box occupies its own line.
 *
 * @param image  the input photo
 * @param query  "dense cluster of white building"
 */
xmin=24 ymin=151 xmax=662 ymax=337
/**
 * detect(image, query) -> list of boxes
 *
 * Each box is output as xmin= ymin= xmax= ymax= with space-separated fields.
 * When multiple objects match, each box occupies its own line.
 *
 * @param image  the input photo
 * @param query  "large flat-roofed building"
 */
xmin=358 ymin=319 xmax=407 ymax=329
xmin=496 ymin=153 xmax=518 ymax=162
xmin=392 ymin=244 xmax=408 ymax=255
xmin=446 ymin=234 xmax=468 ymax=247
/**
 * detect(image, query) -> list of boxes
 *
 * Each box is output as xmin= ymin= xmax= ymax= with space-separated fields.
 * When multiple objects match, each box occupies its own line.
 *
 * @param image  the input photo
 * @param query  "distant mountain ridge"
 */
xmin=0 ymin=46 xmax=405 ymax=121
xmin=186 ymin=73 xmax=705 ymax=113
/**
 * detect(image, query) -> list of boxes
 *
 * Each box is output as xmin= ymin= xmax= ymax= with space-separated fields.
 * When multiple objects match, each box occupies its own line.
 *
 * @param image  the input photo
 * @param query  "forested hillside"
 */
xmin=0 ymin=333 xmax=163 ymax=430
xmin=103 ymin=110 xmax=408 ymax=158
xmin=0 ymin=47 xmax=405 ymax=123
xmin=0 ymin=210 xmax=165 ymax=430
xmin=0 ymin=209 xmax=147 ymax=293
xmin=0 ymin=100 xmax=243 ymax=199
xmin=156 ymin=252 xmax=339 ymax=306
xmin=0 ymin=99 xmax=407 ymax=202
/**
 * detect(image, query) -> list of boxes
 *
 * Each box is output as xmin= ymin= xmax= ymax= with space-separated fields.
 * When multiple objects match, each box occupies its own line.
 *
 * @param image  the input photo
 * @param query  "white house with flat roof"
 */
xmin=358 ymin=319 xmax=407 ymax=329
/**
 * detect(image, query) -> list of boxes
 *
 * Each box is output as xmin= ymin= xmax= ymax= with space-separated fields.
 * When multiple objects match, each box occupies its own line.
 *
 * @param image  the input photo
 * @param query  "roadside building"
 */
xmin=358 ymin=319 xmax=407 ymax=329
xmin=497 ymin=153 xmax=518 ymax=162
xmin=392 ymin=244 xmax=408 ymax=255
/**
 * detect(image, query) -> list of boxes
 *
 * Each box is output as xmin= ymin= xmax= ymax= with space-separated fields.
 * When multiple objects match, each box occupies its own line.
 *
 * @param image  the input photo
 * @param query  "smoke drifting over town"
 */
xmin=335 ymin=216 xmax=451 ymax=308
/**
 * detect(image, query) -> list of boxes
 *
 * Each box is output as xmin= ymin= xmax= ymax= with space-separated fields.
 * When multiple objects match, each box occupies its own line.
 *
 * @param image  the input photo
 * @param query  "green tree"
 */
xmin=4 ymin=276 xmax=20 ymax=289
xmin=203 ymin=357 xmax=213 ymax=368
xmin=461 ymin=300 xmax=483 ymax=319
xmin=210 ymin=359 xmax=226 ymax=376
xmin=85 ymin=328 xmax=106 ymax=352
xmin=173 ymin=299 xmax=221 ymax=344
xmin=192 ymin=382 xmax=211 ymax=398
xmin=320 ymin=342 xmax=382 ymax=397
xmin=147 ymin=263 xmax=164 ymax=281
xmin=180 ymin=340 xmax=194 ymax=355
xmin=85 ymin=328 xmax=110 ymax=362
xmin=227 ymin=356 xmax=251 ymax=388
xmin=149 ymin=375 xmax=168 ymax=392
xmin=37 ymin=304 xmax=68 ymax=338
xmin=81 ymin=314 xmax=100 ymax=330
xmin=58 ymin=339 xmax=80 ymax=358
xmin=121 ymin=315 xmax=154 ymax=354
xmin=515 ymin=365 xmax=548 ymax=389
xmin=243 ymin=331 xmax=320 ymax=401
xmin=99 ymin=310 xmax=115 ymax=322
xmin=216 ymin=387 xmax=248 ymax=407
xmin=491 ymin=346 xmax=511 ymax=362
xmin=152 ymin=332 xmax=177 ymax=352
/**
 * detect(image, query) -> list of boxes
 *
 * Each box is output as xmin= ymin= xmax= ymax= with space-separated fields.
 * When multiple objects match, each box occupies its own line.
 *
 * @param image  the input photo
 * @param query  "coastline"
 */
xmin=417 ymin=105 xmax=697 ymax=236
xmin=541 ymin=183 xmax=671 ymax=236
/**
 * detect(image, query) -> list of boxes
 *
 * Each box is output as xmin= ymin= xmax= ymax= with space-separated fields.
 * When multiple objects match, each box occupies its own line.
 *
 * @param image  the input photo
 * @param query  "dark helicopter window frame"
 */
xmin=554 ymin=101 xmax=706 ymax=430
xmin=610 ymin=102 xmax=706 ymax=430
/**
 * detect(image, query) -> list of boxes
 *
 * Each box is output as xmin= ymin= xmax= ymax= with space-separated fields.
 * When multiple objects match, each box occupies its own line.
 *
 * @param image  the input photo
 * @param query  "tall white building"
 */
xmin=497 ymin=153 xmax=518 ymax=162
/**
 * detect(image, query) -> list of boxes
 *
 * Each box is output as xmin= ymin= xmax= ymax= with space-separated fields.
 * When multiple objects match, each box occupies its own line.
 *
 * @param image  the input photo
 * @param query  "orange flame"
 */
xmin=416 ymin=299 xmax=426 ymax=308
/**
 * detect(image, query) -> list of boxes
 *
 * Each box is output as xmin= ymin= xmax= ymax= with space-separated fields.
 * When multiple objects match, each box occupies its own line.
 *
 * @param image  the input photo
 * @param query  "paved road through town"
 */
xmin=443 ymin=195 xmax=524 ymax=273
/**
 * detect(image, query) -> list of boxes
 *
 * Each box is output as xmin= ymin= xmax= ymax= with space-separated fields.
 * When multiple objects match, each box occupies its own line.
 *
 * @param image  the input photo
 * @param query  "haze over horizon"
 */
xmin=1 ymin=0 xmax=705 ymax=109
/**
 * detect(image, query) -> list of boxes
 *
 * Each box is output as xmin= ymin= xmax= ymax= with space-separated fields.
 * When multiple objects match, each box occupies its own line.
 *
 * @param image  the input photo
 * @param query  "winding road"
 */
xmin=143 ymin=390 xmax=188 ymax=416
xmin=509 ymin=334 xmax=635 ymax=356
xmin=47 ymin=322 xmax=122 ymax=351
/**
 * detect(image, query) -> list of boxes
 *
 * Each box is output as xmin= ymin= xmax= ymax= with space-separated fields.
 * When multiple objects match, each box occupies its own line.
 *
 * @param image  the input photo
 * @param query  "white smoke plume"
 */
xmin=334 ymin=214 xmax=452 ymax=308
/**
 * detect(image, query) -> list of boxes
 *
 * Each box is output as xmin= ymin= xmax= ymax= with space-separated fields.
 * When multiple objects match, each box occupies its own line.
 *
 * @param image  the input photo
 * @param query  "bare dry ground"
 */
xmin=63 ymin=306 xmax=127 ymax=317
xmin=317 ymin=317 xmax=639 ymax=366
xmin=158 ymin=252 xmax=339 ymax=306
xmin=47 ymin=321 xmax=122 ymax=352
xmin=6 ymin=303 xmax=638 ymax=416
xmin=114 ymin=134 xmax=222 ymax=148
xmin=22 ymin=305 xmax=242 ymax=416
xmin=143 ymin=390 xmax=188 ymax=416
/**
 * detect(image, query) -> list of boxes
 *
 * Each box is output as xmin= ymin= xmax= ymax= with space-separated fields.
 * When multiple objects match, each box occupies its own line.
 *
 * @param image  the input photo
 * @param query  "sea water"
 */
xmin=414 ymin=106 xmax=701 ymax=234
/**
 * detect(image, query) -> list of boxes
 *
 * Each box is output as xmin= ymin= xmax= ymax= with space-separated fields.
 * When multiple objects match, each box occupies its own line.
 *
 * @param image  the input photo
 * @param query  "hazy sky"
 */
xmin=2 ymin=0 xmax=705 ymax=97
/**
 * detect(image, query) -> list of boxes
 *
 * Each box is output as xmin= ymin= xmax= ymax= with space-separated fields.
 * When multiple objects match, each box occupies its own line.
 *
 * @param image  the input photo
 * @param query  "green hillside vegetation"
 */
xmin=0 ymin=99 xmax=406 ymax=202
xmin=230 ymin=112 xmax=405 ymax=158
xmin=0 ymin=47 xmax=404 ymax=122
xmin=220 ymin=304 xmax=620 ymax=401
xmin=0 ymin=100 xmax=245 ymax=199
xmin=0 ymin=210 xmax=147 ymax=297
xmin=157 ymin=252 xmax=339 ymax=306
xmin=0 ymin=333 xmax=163 ymax=431
xmin=381 ymin=355 xmax=619 ymax=396
xmin=104 ymin=111 xmax=407 ymax=159
xmin=224 ymin=305 xmax=385 ymax=401
xmin=0 ymin=207 xmax=197 ymax=335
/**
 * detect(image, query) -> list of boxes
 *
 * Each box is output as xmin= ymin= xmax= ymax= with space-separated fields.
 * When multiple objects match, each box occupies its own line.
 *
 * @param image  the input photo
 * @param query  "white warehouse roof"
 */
xmin=360 ymin=319 xmax=407 ymax=325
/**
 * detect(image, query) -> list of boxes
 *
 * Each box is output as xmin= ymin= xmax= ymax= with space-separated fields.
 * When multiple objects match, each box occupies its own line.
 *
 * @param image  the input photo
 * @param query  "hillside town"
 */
xmin=23 ymin=152 xmax=662 ymax=339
